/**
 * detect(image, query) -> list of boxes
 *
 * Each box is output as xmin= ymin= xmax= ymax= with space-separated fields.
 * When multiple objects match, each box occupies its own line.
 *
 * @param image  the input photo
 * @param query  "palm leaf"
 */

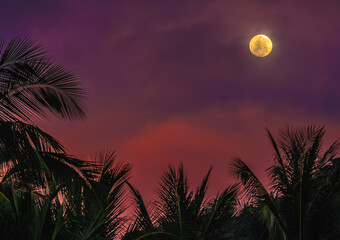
xmin=70 ymin=150 xmax=131 ymax=239
xmin=0 ymin=37 xmax=85 ymax=121
xmin=231 ymin=158 xmax=288 ymax=239
xmin=0 ymin=121 xmax=91 ymax=191
xmin=201 ymin=184 xmax=238 ymax=240
xmin=126 ymin=181 xmax=155 ymax=233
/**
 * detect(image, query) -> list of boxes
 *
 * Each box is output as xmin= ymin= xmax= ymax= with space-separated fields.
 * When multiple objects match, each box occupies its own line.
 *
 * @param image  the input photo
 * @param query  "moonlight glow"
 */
xmin=249 ymin=34 xmax=273 ymax=57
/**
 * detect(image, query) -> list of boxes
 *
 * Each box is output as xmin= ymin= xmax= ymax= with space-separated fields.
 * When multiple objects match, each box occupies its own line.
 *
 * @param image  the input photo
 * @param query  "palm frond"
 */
xmin=126 ymin=181 xmax=155 ymax=233
xmin=0 ymin=37 xmax=85 ymax=121
xmin=76 ymin=150 xmax=132 ymax=239
xmin=191 ymin=167 xmax=212 ymax=219
xmin=266 ymin=128 xmax=289 ymax=193
xmin=231 ymin=158 xmax=288 ymax=238
xmin=201 ymin=184 xmax=238 ymax=239
xmin=0 ymin=121 xmax=91 ymax=192
xmin=231 ymin=158 xmax=269 ymax=202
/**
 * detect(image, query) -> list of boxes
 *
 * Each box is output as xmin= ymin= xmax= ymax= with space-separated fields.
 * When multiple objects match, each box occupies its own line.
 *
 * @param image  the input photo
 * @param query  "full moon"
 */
xmin=249 ymin=34 xmax=273 ymax=57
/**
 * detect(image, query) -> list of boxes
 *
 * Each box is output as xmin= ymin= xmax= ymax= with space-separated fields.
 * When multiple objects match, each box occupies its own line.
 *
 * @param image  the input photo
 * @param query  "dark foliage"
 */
xmin=231 ymin=126 xmax=340 ymax=240
xmin=123 ymin=164 xmax=238 ymax=240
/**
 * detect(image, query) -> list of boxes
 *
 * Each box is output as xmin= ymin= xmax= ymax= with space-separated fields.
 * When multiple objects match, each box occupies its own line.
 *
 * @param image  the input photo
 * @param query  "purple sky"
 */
xmin=3 ymin=0 xmax=340 ymax=201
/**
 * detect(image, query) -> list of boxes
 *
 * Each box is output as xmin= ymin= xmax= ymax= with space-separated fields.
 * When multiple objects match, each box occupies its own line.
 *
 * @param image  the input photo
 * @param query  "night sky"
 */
xmin=3 ymin=0 xmax=340 ymax=201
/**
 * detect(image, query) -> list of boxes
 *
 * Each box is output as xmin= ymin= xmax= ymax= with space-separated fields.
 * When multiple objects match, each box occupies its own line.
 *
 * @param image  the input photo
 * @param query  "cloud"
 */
xmin=5 ymin=0 xmax=340 ymax=201
xmin=118 ymin=105 xmax=275 ymax=201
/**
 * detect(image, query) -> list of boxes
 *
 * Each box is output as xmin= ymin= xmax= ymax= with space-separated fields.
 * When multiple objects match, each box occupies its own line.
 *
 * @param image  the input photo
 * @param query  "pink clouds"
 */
xmin=118 ymin=106 xmax=274 ymax=201
xmin=4 ymin=0 xmax=339 ymax=202
xmin=120 ymin=118 xmax=247 ymax=202
xmin=117 ymin=103 xmax=340 ymax=201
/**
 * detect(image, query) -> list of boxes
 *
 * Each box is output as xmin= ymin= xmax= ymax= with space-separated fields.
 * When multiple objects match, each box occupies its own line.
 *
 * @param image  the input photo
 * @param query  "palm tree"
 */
xmin=0 ymin=37 xmax=85 ymax=121
xmin=0 ymin=120 xmax=90 ymax=239
xmin=0 ymin=120 xmax=92 ymax=191
xmin=231 ymin=126 xmax=340 ymax=240
xmin=0 ymin=37 xmax=87 ymax=194
xmin=123 ymin=163 xmax=238 ymax=240
xmin=0 ymin=37 xmax=134 ymax=239
xmin=65 ymin=151 xmax=132 ymax=240
xmin=0 ymin=149 xmax=131 ymax=240
xmin=0 ymin=37 xmax=90 ymax=239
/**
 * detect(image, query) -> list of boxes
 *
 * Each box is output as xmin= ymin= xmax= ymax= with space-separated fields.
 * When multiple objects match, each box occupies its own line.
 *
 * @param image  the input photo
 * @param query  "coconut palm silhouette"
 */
xmin=123 ymin=164 xmax=238 ymax=240
xmin=232 ymin=126 xmax=340 ymax=240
